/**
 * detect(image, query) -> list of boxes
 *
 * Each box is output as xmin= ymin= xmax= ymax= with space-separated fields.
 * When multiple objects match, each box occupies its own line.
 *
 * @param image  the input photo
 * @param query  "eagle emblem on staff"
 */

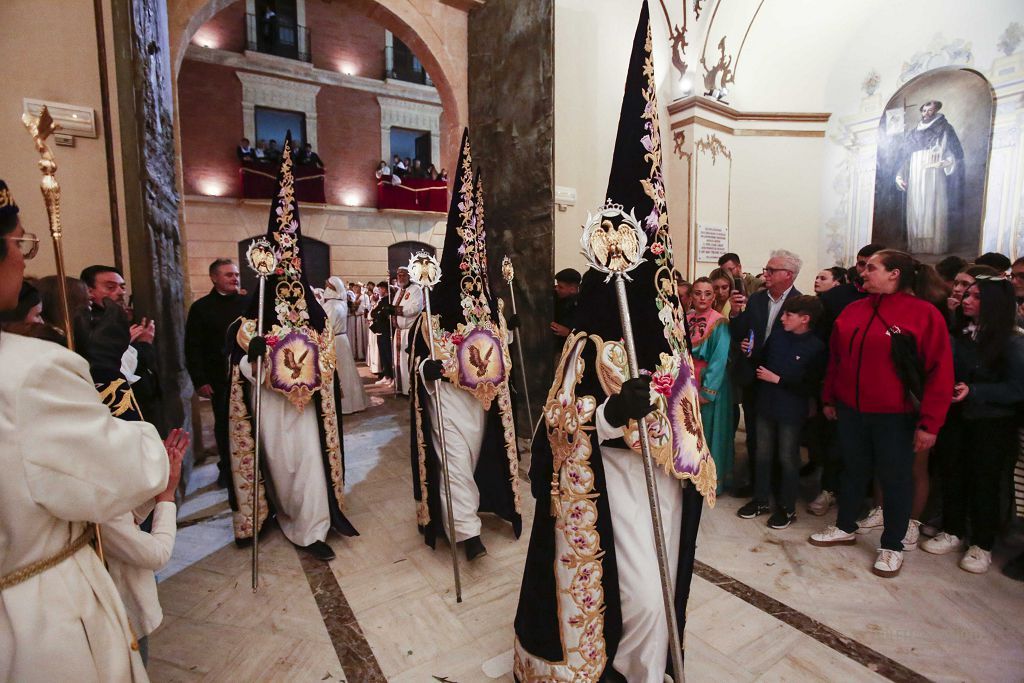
xmin=580 ymin=200 xmax=647 ymax=280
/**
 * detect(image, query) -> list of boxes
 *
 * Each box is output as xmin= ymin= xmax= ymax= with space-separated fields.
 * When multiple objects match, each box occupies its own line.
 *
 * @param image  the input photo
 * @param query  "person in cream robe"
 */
xmin=0 ymin=333 xmax=169 ymax=683
xmin=323 ymin=276 xmax=368 ymax=414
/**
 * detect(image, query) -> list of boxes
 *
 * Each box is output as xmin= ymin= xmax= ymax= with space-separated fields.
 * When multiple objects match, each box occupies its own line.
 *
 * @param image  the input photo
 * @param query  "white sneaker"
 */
xmin=903 ymin=519 xmax=920 ymax=551
xmin=921 ymin=532 xmax=964 ymax=555
xmin=856 ymin=506 xmax=884 ymax=534
xmin=959 ymin=545 xmax=992 ymax=574
xmin=808 ymin=525 xmax=857 ymax=547
xmin=873 ymin=548 xmax=903 ymax=577
xmin=808 ymin=490 xmax=836 ymax=516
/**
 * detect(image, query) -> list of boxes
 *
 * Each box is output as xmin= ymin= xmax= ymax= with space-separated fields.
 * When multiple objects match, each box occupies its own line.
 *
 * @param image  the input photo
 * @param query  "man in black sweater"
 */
xmin=185 ymin=258 xmax=249 ymax=487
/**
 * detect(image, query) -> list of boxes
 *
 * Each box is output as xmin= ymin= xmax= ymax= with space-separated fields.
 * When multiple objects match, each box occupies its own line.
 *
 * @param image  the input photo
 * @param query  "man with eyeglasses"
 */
xmin=728 ymin=250 xmax=803 ymax=499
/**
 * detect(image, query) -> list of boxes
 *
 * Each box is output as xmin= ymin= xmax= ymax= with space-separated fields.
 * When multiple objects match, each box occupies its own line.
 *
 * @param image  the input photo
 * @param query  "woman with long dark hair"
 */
xmin=922 ymin=276 xmax=1024 ymax=573
xmin=809 ymin=249 xmax=953 ymax=578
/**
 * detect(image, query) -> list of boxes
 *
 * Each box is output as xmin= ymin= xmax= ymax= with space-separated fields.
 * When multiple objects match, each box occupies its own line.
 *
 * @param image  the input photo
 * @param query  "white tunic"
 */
xmin=323 ymin=297 xmax=368 ymax=414
xmin=595 ymin=402 xmax=683 ymax=683
xmin=349 ymin=293 xmax=370 ymax=361
xmin=419 ymin=364 xmax=488 ymax=542
xmin=240 ymin=362 xmax=331 ymax=546
xmin=393 ymin=283 xmax=425 ymax=395
xmin=103 ymin=501 xmax=177 ymax=637
xmin=0 ymin=334 xmax=169 ymax=683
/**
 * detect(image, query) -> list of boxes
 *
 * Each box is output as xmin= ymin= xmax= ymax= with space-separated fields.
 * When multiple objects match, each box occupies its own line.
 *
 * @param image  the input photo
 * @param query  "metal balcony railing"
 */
xmin=246 ymin=13 xmax=310 ymax=63
xmin=384 ymin=45 xmax=433 ymax=86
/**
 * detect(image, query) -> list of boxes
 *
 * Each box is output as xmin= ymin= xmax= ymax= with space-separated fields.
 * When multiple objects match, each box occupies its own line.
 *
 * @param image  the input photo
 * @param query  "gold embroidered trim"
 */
xmin=228 ymin=364 xmax=267 ymax=539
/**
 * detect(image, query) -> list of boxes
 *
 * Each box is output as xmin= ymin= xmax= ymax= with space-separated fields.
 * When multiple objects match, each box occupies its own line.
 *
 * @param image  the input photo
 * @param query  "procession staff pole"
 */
xmin=409 ymin=252 xmax=463 ymax=603
xmin=245 ymin=238 xmax=278 ymax=592
xmin=500 ymin=257 xmax=533 ymax=433
xmin=581 ymin=206 xmax=685 ymax=680
xmin=23 ymin=106 xmax=105 ymax=560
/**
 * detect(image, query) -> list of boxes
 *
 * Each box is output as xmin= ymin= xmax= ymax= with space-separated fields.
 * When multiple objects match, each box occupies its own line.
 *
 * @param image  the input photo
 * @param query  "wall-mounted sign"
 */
xmin=696 ymin=222 xmax=728 ymax=262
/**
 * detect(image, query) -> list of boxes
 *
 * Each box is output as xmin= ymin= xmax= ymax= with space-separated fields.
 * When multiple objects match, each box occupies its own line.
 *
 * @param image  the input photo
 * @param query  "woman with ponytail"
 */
xmin=808 ymin=249 xmax=953 ymax=578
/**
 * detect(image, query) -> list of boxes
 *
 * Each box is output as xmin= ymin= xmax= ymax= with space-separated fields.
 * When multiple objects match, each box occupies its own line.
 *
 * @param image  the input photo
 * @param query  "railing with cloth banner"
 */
xmin=377 ymin=175 xmax=448 ymax=212
xmin=240 ymin=160 xmax=325 ymax=203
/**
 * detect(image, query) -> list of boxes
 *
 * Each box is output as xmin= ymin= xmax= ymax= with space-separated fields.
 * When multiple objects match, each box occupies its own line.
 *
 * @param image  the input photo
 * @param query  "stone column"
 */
xmin=110 ymin=0 xmax=191 ymax=481
xmin=469 ymin=0 xmax=554 ymax=435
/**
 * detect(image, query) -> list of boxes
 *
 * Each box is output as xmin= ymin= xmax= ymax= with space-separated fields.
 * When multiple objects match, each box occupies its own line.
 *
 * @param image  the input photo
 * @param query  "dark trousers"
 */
xmin=377 ymin=331 xmax=394 ymax=379
xmin=939 ymin=414 xmax=1016 ymax=551
xmin=740 ymin=386 xmax=759 ymax=486
xmin=835 ymin=406 xmax=917 ymax=551
xmin=211 ymin=382 xmax=231 ymax=477
xmin=755 ymin=415 xmax=803 ymax=511
xmin=806 ymin=413 xmax=842 ymax=493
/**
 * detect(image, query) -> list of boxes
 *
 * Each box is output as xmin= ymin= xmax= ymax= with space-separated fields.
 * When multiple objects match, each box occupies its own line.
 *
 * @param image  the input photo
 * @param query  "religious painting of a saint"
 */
xmin=871 ymin=68 xmax=994 ymax=259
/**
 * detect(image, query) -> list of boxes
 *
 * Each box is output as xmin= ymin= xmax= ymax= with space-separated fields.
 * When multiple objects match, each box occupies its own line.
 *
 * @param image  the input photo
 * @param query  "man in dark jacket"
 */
xmin=728 ymin=249 xmax=803 ymax=495
xmin=816 ymin=243 xmax=884 ymax=343
xmin=184 ymin=258 xmax=248 ymax=487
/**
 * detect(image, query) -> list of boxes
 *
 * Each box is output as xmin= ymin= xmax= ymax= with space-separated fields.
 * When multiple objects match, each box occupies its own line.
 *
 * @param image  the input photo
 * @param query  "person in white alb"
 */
xmin=322 ymin=276 xmax=368 ymax=414
xmin=383 ymin=266 xmax=423 ymax=396
xmin=0 ymin=178 xmax=171 ymax=683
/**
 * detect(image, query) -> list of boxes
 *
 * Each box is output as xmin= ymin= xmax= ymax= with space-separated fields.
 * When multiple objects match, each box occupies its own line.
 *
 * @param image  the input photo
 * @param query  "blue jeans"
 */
xmin=754 ymin=415 xmax=802 ymax=511
xmin=835 ymin=405 xmax=917 ymax=551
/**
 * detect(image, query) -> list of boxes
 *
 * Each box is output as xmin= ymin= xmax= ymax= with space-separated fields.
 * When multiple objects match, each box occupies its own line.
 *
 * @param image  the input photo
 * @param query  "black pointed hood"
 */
xmin=243 ymin=132 xmax=327 ymax=333
xmin=429 ymin=129 xmax=497 ymax=330
xmin=574 ymin=0 xmax=686 ymax=372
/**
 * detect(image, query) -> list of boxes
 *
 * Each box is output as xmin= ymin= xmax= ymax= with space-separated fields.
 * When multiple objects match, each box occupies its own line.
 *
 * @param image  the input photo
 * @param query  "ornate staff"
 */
xmin=23 ymin=105 xmax=107 ymax=560
xmin=245 ymin=237 xmax=279 ymax=592
xmin=580 ymin=203 xmax=685 ymax=679
xmin=22 ymin=107 xmax=74 ymax=347
xmin=408 ymin=251 xmax=463 ymax=603
xmin=500 ymin=256 xmax=534 ymax=433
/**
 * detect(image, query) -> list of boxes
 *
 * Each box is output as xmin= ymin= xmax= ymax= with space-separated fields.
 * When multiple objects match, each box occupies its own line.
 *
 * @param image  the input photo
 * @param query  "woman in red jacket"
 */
xmin=809 ymin=250 xmax=954 ymax=578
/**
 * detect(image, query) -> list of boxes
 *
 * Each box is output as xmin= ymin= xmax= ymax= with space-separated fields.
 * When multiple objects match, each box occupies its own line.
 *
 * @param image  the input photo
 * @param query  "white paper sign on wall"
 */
xmin=696 ymin=223 xmax=729 ymax=262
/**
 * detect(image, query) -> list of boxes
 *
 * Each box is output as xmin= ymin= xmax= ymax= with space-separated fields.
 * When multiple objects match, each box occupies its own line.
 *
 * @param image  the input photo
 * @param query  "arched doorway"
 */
xmin=387 ymin=240 xmax=435 ymax=277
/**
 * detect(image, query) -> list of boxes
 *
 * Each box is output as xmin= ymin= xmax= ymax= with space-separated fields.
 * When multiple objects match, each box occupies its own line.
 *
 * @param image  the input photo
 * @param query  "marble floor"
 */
xmin=148 ymin=367 xmax=1024 ymax=682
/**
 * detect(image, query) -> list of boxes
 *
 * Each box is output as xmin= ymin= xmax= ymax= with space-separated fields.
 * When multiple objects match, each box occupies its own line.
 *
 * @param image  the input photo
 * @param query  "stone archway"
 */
xmin=166 ymin=0 xmax=466 ymax=168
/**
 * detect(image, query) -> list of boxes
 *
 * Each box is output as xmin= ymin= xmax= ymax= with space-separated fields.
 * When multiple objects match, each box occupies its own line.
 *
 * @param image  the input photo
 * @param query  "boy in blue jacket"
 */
xmin=737 ymin=295 xmax=827 ymax=528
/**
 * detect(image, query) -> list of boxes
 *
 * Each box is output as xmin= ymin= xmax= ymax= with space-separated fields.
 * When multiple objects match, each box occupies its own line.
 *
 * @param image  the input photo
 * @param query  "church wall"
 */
xmin=0 ymin=0 xmax=121 ymax=278
xmin=178 ymin=60 xmax=245 ymax=197
xmin=307 ymin=1 xmax=387 ymax=78
xmin=190 ymin=0 xmax=245 ymax=52
xmin=314 ymin=86 xmax=383 ymax=206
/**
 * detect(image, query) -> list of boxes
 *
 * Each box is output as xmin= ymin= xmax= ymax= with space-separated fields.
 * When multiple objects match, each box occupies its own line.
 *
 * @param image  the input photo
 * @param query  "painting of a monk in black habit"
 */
xmin=871 ymin=68 xmax=994 ymax=259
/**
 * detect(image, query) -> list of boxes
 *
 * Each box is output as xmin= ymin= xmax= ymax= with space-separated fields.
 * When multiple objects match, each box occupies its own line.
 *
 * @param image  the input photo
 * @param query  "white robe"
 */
xmin=419 ymin=364 xmax=488 ymax=542
xmin=103 ymin=501 xmax=177 ymax=637
xmin=897 ymin=119 xmax=958 ymax=255
xmin=240 ymin=362 xmax=331 ymax=547
xmin=323 ymin=297 xmax=368 ymax=414
xmin=0 ymin=334 xmax=168 ymax=683
xmin=349 ymin=293 xmax=369 ymax=361
xmin=393 ymin=283 xmax=425 ymax=395
xmin=596 ymin=402 xmax=683 ymax=683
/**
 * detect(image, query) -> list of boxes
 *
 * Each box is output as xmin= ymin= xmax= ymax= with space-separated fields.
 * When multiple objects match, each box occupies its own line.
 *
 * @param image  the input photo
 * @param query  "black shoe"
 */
xmin=298 ymin=540 xmax=336 ymax=562
xmin=234 ymin=536 xmax=252 ymax=549
xmin=768 ymin=508 xmax=796 ymax=529
xmin=463 ymin=536 xmax=487 ymax=561
xmin=216 ymin=469 xmax=232 ymax=489
xmin=737 ymin=500 xmax=770 ymax=519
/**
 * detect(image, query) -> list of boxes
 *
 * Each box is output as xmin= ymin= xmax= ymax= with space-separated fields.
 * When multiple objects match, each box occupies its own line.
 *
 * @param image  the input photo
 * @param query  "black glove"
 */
xmin=247 ymin=336 xmax=267 ymax=363
xmin=507 ymin=314 xmax=521 ymax=330
xmin=84 ymin=302 xmax=130 ymax=375
xmin=422 ymin=359 xmax=445 ymax=382
xmin=603 ymin=376 xmax=655 ymax=428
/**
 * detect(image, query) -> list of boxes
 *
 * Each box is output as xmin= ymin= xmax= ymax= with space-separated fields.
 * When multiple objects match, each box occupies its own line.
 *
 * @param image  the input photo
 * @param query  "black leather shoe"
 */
xmin=299 ymin=540 xmax=336 ymax=562
xmin=463 ymin=536 xmax=487 ymax=561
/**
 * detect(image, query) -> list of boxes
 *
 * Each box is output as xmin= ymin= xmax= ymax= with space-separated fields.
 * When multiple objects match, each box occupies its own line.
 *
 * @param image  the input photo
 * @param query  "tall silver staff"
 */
xmin=408 ymin=251 xmax=463 ymax=603
xmin=500 ymin=256 xmax=533 ymax=433
xmin=245 ymin=237 xmax=278 ymax=592
xmin=580 ymin=204 xmax=685 ymax=679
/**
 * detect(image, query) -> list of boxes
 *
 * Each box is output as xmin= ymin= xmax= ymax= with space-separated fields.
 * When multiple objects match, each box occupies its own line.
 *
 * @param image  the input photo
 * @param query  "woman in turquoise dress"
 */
xmin=687 ymin=277 xmax=734 ymax=493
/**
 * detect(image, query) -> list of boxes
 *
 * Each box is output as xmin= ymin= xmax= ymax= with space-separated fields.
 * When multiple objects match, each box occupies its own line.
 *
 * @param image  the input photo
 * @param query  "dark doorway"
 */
xmin=237 ymin=235 xmax=330 ymax=295
xmin=388 ymin=240 xmax=435 ymax=277
xmin=414 ymin=133 xmax=432 ymax=167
